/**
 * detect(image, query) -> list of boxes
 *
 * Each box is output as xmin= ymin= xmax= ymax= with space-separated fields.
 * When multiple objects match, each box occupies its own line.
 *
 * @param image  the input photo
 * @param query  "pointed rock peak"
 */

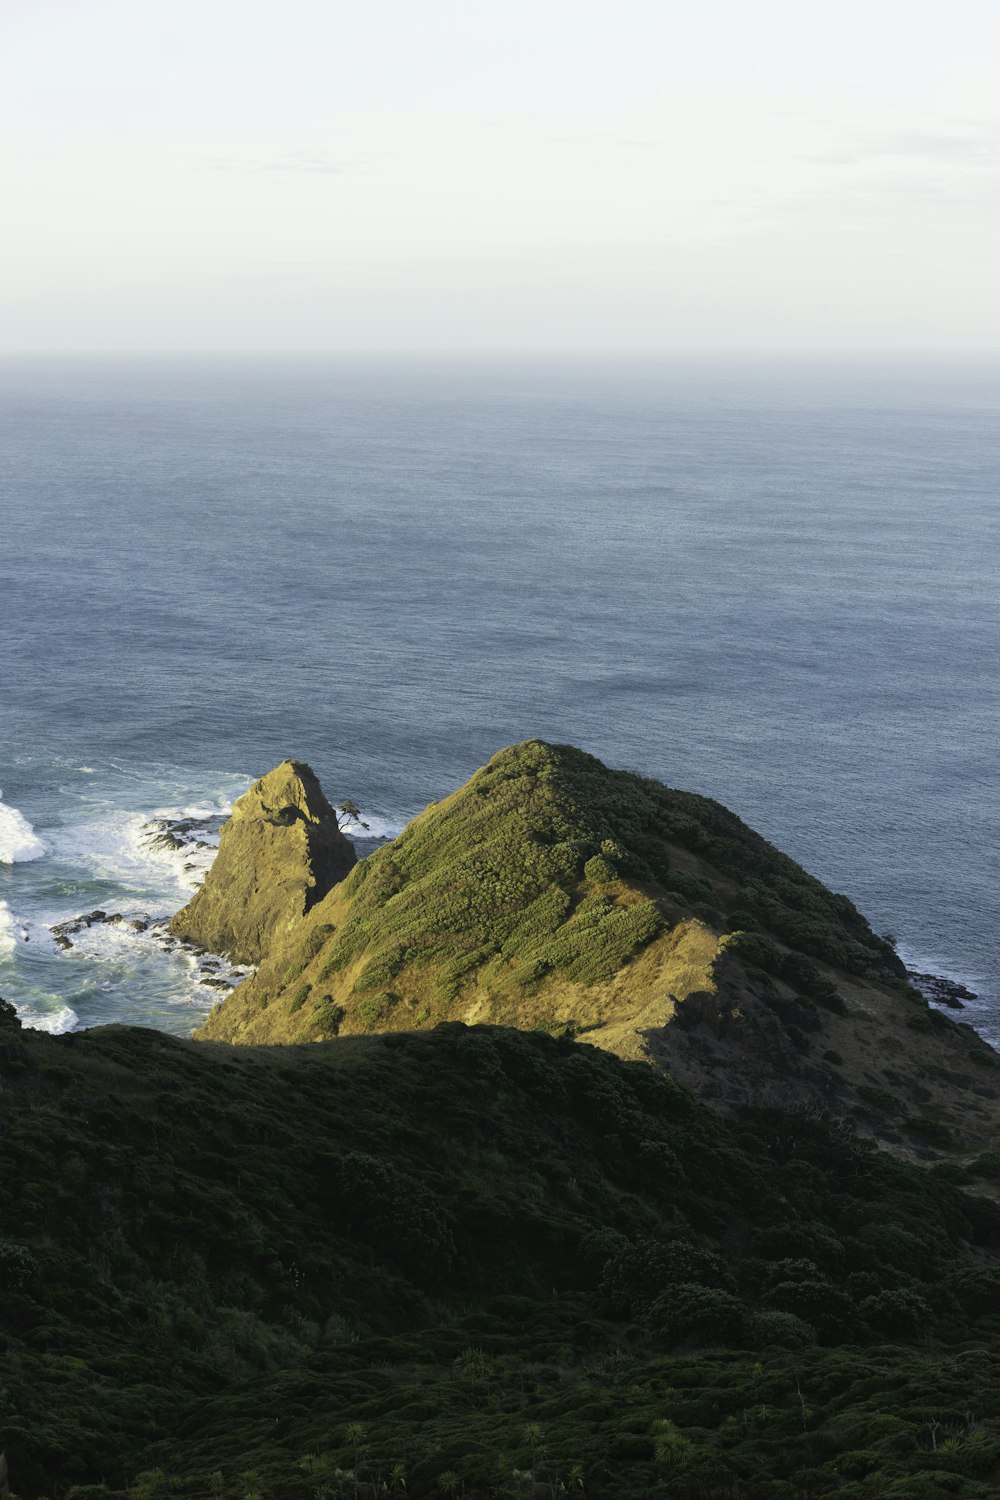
xmin=169 ymin=759 xmax=356 ymax=966
xmin=233 ymin=760 xmax=337 ymax=828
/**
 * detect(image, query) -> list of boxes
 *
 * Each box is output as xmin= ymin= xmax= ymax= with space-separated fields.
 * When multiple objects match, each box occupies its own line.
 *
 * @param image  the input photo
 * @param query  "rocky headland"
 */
xmin=185 ymin=740 xmax=1000 ymax=1168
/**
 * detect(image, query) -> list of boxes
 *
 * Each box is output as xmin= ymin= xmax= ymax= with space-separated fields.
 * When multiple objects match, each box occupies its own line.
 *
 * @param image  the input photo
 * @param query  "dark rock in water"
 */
xmin=169 ymin=760 xmax=356 ymax=966
xmin=51 ymin=910 xmax=108 ymax=942
xmin=907 ymin=968 xmax=978 ymax=1009
xmin=200 ymin=976 xmax=233 ymax=990
xmin=51 ymin=908 xmax=156 ymax=948
xmin=141 ymin=813 xmax=226 ymax=856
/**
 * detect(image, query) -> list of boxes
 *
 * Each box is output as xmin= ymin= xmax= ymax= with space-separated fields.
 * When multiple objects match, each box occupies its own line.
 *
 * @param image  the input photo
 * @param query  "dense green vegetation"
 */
xmin=3 ymin=1004 xmax=1000 ymax=1498
xmin=329 ymin=737 xmax=905 ymax=987
xmin=200 ymin=741 xmax=906 ymax=1044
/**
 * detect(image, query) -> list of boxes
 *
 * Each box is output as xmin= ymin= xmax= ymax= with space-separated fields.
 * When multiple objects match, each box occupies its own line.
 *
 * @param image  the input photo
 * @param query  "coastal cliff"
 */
xmin=169 ymin=759 xmax=355 ymax=965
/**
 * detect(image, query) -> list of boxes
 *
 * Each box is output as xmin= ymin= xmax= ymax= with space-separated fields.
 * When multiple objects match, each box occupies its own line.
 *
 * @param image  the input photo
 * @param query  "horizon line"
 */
xmin=2 ymin=347 xmax=1000 ymax=361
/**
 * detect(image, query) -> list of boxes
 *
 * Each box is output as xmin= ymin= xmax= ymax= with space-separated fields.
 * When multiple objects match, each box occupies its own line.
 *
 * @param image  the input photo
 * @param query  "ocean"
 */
xmin=1 ymin=355 xmax=997 ymax=1042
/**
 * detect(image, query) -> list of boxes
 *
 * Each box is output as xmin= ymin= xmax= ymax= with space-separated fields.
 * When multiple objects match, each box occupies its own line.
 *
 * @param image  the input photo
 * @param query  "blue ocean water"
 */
xmin=1 ymin=356 xmax=998 ymax=1041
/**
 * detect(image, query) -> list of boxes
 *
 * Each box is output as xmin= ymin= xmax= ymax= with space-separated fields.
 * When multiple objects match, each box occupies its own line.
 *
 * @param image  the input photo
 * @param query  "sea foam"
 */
xmin=0 ymin=900 xmax=18 ymax=959
xmin=0 ymin=789 xmax=46 ymax=863
xmin=16 ymin=1001 xmax=80 ymax=1034
xmin=338 ymin=807 xmax=404 ymax=843
xmin=48 ymin=801 xmax=231 ymax=902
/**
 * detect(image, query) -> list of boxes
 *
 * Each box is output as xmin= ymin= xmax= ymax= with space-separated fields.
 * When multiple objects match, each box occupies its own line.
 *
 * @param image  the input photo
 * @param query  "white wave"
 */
xmin=60 ymin=911 xmax=163 ymax=962
xmin=0 ymin=789 xmax=46 ymax=863
xmin=0 ymin=900 xmax=17 ymax=959
xmin=0 ymin=902 xmax=48 ymax=952
xmin=60 ymin=908 xmax=249 ymax=989
xmin=168 ymin=801 xmax=230 ymax=820
xmin=135 ymin=806 xmax=230 ymax=892
xmin=16 ymin=1000 xmax=79 ymax=1034
xmin=47 ymin=800 xmax=232 ymax=903
xmin=339 ymin=807 xmax=406 ymax=843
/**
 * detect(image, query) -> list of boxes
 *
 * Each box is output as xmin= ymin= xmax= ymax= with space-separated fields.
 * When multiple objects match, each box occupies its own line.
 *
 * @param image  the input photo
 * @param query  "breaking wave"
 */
xmin=0 ymin=790 xmax=46 ymax=863
xmin=16 ymin=1001 xmax=80 ymax=1034
xmin=0 ymin=900 xmax=18 ymax=959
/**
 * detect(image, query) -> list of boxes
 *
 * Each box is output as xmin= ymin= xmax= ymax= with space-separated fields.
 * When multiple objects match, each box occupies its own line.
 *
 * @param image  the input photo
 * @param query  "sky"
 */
xmin=1 ymin=0 xmax=998 ymax=352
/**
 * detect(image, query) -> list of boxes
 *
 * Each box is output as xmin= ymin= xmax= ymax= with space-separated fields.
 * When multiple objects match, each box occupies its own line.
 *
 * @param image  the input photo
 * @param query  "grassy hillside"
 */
xmin=194 ymin=742 xmax=1000 ymax=1161
xmin=3 ymin=1008 xmax=1000 ymax=1497
xmin=197 ymin=740 xmax=903 ymax=1039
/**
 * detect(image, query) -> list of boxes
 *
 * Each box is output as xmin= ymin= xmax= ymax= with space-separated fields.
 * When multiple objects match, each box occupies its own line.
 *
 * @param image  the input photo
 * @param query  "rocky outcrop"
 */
xmin=192 ymin=742 xmax=1000 ymax=1168
xmin=169 ymin=761 xmax=355 ymax=965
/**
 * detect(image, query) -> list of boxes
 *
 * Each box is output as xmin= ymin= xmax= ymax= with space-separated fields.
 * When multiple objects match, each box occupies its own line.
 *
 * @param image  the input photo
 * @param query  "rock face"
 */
xmin=169 ymin=761 xmax=355 ymax=965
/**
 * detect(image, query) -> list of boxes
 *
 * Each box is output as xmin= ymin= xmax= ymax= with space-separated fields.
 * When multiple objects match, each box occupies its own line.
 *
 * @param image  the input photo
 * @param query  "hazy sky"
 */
xmin=2 ymin=0 xmax=998 ymax=352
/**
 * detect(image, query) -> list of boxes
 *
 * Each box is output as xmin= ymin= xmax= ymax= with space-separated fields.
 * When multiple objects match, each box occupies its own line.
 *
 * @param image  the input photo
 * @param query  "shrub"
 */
xmin=300 ymin=924 xmax=335 ymax=963
xmin=583 ymin=854 xmax=617 ymax=884
xmin=0 ymin=1239 xmax=40 ymax=1290
xmin=647 ymin=1283 xmax=745 ymax=1345
xmin=731 ymin=932 xmax=783 ymax=975
xmin=749 ymin=1223 xmax=845 ymax=1274
xmin=330 ymin=1151 xmax=455 ymax=1278
xmin=743 ymin=1309 xmax=817 ymax=1349
xmin=945 ymin=1266 xmax=1000 ymax=1316
xmin=601 ymin=1238 xmax=731 ymax=1313
xmin=357 ymin=993 xmax=399 ymax=1031
xmin=859 ymin=1289 xmax=930 ymax=1338
xmin=903 ymin=1116 xmax=953 ymax=1148
xmin=767 ymin=996 xmax=823 ymax=1033
xmin=666 ymin=871 xmax=717 ymax=905
xmin=762 ymin=1276 xmax=857 ymax=1340
xmin=856 ymin=1084 xmax=898 ymax=1113
xmin=289 ymin=983 xmax=312 ymax=1014
xmin=311 ymin=996 xmax=345 ymax=1036
xmin=354 ymin=948 xmax=407 ymax=992
xmin=781 ymin=952 xmax=847 ymax=1012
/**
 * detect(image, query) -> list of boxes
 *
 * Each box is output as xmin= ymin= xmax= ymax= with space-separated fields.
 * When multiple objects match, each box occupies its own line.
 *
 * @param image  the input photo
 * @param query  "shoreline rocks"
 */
xmin=52 ymin=909 xmax=150 ymax=950
xmin=906 ymin=967 xmax=979 ymax=1010
xmin=48 ymin=908 xmax=250 ymax=993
